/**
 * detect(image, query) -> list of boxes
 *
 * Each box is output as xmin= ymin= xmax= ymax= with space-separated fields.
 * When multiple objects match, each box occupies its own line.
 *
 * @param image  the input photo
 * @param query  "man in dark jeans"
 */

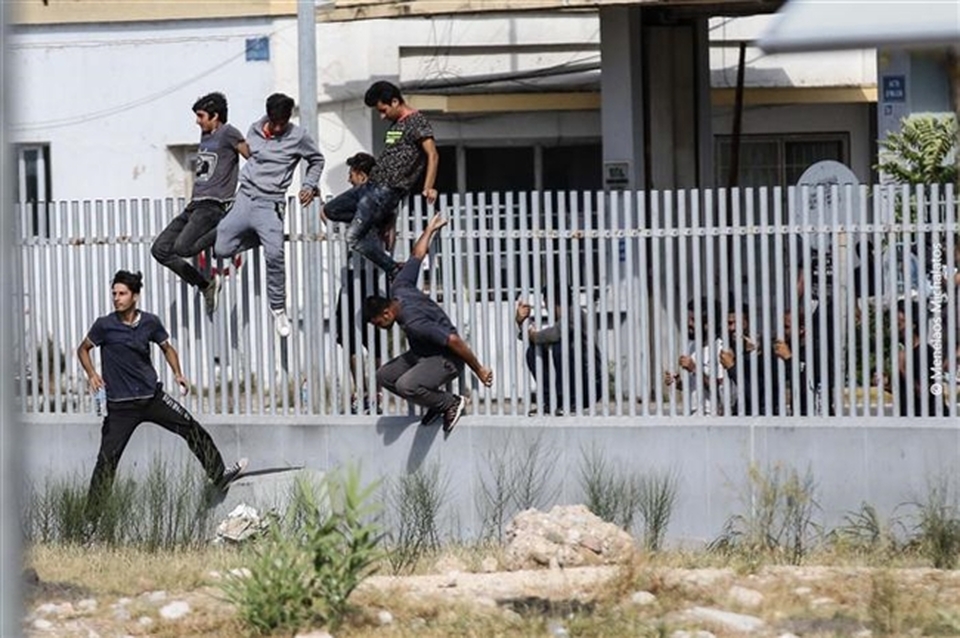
xmin=151 ymin=92 xmax=249 ymax=315
xmin=515 ymin=289 xmax=603 ymax=415
xmin=77 ymin=270 xmax=246 ymax=526
xmin=363 ymin=214 xmax=493 ymax=433
xmin=345 ymin=81 xmax=439 ymax=276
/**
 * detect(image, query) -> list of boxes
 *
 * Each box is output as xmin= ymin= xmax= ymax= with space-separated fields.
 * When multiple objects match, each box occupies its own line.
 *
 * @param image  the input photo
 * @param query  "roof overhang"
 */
xmin=759 ymin=0 xmax=960 ymax=53
xmin=318 ymin=0 xmax=784 ymax=22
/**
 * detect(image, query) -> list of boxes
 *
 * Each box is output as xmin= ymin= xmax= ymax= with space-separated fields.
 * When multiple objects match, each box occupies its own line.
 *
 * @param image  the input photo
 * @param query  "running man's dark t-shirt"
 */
xmin=193 ymin=123 xmax=245 ymax=202
xmin=369 ymin=111 xmax=433 ymax=193
xmin=86 ymin=311 xmax=169 ymax=402
xmin=392 ymin=257 xmax=457 ymax=357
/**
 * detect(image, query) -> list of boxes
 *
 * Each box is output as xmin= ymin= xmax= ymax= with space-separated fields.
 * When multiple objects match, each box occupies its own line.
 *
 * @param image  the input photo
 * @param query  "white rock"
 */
xmin=138 ymin=616 xmax=154 ymax=626
xmin=35 ymin=603 xmax=58 ymax=616
xmin=480 ymin=557 xmax=499 ymax=573
xmin=116 ymin=597 xmax=132 ymax=606
xmin=86 ymin=629 xmax=101 ymax=638
xmin=144 ymin=590 xmax=167 ymax=603
xmin=113 ymin=608 xmax=131 ymax=621
xmin=207 ymin=570 xmax=222 ymax=580
xmin=229 ymin=567 xmax=252 ymax=579
xmin=684 ymin=607 xmax=765 ymax=633
xmin=159 ymin=601 xmax=191 ymax=620
xmin=77 ymin=598 xmax=98 ymax=613
xmin=32 ymin=618 xmax=53 ymax=630
xmin=671 ymin=632 xmax=715 ymax=638
xmin=671 ymin=632 xmax=692 ymax=638
xmin=441 ymin=570 xmax=459 ymax=588
xmin=778 ymin=634 xmax=802 ymax=638
xmin=694 ymin=633 xmax=717 ymax=638
xmin=377 ymin=609 xmax=393 ymax=625
xmin=728 ymin=585 xmax=764 ymax=608
xmin=474 ymin=596 xmax=498 ymax=609
xmin=293 ymin=632 xmax=333 ymax=638
xmin=55 ymin=602 xmax=75 ymax=616
xmin=853 ymin=631 xmax=873 ymax=638
xmin=793 ymin=587 xmax=812 ymax=596
xmin=811 ymin=597 xmax=834 ymax=607
xmin=630 ymin=591 xmax=657 ymax=606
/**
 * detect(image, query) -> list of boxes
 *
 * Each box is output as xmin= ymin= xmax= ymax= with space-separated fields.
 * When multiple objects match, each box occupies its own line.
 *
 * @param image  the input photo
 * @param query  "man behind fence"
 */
xmin=213 ymin=93 xmax=325 ymax=338
xmin=77 ymin=270 xmax=247 ymax=530
xmin=362 ymin=214 xmax=493 ymax=433
xmin=151 ymin=92 xmax=250 ymax=317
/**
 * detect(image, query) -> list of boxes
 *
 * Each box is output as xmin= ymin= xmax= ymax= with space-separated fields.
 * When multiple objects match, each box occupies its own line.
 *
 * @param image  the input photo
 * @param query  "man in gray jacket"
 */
xmin=214 ymin=93 xmax=324 ymax=337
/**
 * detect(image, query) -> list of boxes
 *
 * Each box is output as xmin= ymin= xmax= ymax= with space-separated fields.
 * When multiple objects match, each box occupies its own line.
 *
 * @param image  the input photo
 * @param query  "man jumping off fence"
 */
xmin=77 ymin=270 xmax=247 ymax=529
xmin=213 ymin=93 xmax=325 ymax=338
xmin=343 ymin=81 xmax=439 ymax=278
xmin=151 ymin=92 xmax=250 ymax=316
xmin=363 ymin=214 xmax=493 ymax=433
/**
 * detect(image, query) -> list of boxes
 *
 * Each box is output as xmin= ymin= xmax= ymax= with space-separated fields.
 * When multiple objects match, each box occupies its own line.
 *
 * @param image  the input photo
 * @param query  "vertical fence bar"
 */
xmin=622 ymin=190 xmax=638 ymax=417
xmin=491 ymin=192 xmax=506 ymax=415
xmin=518 ymin=192 xmax=532 ymax=416
xmin=503 ymin=191 xmax=518 ymax=416
xmin=636 ymin=191 xmax=652 ymax=417
xmin=653 ymin=192 xmax=667 ymax=416
xmin=607 ymin=192 xmax=623 ymax=416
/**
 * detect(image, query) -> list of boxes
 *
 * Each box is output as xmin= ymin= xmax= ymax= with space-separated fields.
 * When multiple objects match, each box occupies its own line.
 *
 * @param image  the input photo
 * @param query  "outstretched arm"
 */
xmin=411 ymin=213 xmax=447 ymax=261
xmin=447 ymin=333 xmax=493 ymax=387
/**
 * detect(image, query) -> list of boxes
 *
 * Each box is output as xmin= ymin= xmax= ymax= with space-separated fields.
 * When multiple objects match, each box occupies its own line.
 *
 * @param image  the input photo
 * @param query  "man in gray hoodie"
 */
xmin=214 ymin=93 xmax=324 ymax=337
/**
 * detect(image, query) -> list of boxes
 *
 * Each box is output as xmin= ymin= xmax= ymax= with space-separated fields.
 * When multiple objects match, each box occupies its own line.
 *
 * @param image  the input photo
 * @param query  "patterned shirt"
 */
xmin=369 ymin=110 xmax=434 ymax=193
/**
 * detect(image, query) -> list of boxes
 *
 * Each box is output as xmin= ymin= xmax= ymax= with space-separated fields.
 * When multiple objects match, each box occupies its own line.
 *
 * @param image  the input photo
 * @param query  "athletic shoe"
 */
xmin=442 ymin=395 xmax=466 ymax=433
xmin=272 ymin=308 xmax=291 ymax=338
xmin=421 ymin=406 xmax=441 ymax=426
xmin=216 ymin=457 xmax=249 ymax=490
xmin=203 ymin=274 xmax=221 ymax=316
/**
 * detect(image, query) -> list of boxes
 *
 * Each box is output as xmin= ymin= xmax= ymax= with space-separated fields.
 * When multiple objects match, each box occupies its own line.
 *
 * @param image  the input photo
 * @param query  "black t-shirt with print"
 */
xmin=392 ymin=257 xmax=457 ymax=357
xmin=369 ymin=111 xmax=434 ymax=193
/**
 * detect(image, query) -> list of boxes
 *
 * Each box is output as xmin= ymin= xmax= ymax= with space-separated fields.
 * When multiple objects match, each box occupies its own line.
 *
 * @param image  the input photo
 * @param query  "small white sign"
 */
xmin=604 ymin=161 xmax=630 ymax=191
xmin=796 ymin=160 xmax=860 ymax=228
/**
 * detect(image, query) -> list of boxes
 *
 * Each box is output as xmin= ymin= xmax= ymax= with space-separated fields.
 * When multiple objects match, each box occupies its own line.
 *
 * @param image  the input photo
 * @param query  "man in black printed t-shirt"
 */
xmin=362 ymin=214 xmax=493 ymax=434
xmin=342 ymin=81 xmax=439 ymax=277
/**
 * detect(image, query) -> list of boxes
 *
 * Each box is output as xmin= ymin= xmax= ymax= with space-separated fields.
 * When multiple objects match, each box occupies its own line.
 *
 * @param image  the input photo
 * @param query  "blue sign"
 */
xmin=882 ymin=75 xmax=906 ymax=103
xmin=245 ymin=37 xmax=270 ymax=62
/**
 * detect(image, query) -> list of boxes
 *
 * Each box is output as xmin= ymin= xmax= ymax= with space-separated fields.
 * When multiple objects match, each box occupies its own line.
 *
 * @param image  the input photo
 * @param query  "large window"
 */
xmin=14 ymin=144 xmax=52 ymax=237
xmin=715 ymin=134 xmax=847 ymax=189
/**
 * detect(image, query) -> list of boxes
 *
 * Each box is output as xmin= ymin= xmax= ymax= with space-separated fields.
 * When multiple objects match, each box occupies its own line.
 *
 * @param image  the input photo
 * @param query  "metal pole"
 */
xmin=297 ymin=0 xmax=321 ymax=411
xmin=1 ymin=0 xmax=24 ymax=631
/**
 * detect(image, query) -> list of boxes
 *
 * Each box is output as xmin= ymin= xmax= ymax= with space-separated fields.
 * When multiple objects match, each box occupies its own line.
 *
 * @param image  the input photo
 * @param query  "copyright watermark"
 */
xmin=929 ymin=242 xmax=944 ymax=396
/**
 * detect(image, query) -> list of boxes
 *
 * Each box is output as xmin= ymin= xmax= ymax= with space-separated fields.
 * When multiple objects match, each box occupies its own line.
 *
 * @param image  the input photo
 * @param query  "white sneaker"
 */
xmin=272 ymin=308 xmax=291 ymax=338
xmin=202 ymin=274 xmax=221 ymax=316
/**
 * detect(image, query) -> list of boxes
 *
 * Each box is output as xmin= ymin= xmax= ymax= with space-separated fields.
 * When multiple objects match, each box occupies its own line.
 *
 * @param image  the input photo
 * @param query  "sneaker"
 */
xmin=420 ymin=406 xmax=441 ymax=426
xmin=442 ymin=395 xmax=466 ymax=433
xmin=202 ymin=274 xmax=221 ymax=316
xmin=216 ymin=457 xmax=249 ymax=491
xmin=272 ymin=308 xmax=291 ymax=338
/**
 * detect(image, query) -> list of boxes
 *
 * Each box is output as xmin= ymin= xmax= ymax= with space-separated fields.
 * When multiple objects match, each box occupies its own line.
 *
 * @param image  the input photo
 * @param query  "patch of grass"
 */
xmin=868 ymin=569 xmax=900 ymax=635
xmin=476 ymin=431 xmax=560 ymax=542
xmin=637 ymin=471 xmax=680 ymax=552
xmin=709 ymin=463 xmax=821 ymax=565
xmin=578 ymin=445 xmax=643 ymax=532
xmin=384 ymin=462 xmax=450 ymax=575
xmin=911 ymin=475 xmax=960 ymax=569
xmin=22 ymin=456 xmax=214 ymax=550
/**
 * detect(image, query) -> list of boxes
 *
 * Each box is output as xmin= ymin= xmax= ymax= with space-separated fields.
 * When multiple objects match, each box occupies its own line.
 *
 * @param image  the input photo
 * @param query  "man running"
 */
xmin=151 ymin=92 xmax=250 ymax=315
xmin=77 ymin=270 xmax=246 ymax=525
xmin=214 ymin=93 xmax=325 ymax=337
xmin=362 ymin=214 xmax=492 ymax=433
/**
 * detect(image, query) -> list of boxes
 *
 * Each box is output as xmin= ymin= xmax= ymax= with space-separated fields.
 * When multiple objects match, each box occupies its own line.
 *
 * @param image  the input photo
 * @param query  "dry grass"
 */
xmin=23 ymin=543 xmax=960 ymax=638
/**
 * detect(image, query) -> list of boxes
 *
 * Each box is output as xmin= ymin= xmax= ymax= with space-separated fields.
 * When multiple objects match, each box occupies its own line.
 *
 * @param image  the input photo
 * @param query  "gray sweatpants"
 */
xmin=214 ymin=190 xmax=286 ymax=311
xmin=377 ymin=351 xmax=462 ymax=411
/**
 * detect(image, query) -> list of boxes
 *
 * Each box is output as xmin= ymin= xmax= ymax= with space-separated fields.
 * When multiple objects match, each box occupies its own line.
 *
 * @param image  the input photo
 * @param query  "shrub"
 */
xmin=911 ymin=475 xmax=960 ymax=569
xmin=384 ymin=462 xmax=449 ymax=575
xmin=224 ymin=465 xmax=383 ymax=634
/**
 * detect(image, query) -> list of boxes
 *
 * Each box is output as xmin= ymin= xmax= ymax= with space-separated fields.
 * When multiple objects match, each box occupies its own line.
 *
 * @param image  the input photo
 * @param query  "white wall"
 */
xmin=10 ymin=12 xmax=879 ymax=201
xmin=9 ymin=19 xmax=279 ymax=200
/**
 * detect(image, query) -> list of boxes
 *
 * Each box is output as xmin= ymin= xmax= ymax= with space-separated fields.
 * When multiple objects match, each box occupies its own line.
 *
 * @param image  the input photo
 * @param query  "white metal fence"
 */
xmin=15 ymin=185 xmax=960 ymax=420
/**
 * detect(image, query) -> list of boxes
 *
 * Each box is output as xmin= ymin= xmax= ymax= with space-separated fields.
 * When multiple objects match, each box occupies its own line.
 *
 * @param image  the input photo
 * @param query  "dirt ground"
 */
xmin=22 ymin=550 xmax=960 ymax=637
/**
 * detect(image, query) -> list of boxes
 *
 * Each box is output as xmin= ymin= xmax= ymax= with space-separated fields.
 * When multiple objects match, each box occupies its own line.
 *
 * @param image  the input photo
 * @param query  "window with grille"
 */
xmin=14 ymin=144 xmax=52 ymax=237
xmin=715 ymin=134 xmax=848 ymax=189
